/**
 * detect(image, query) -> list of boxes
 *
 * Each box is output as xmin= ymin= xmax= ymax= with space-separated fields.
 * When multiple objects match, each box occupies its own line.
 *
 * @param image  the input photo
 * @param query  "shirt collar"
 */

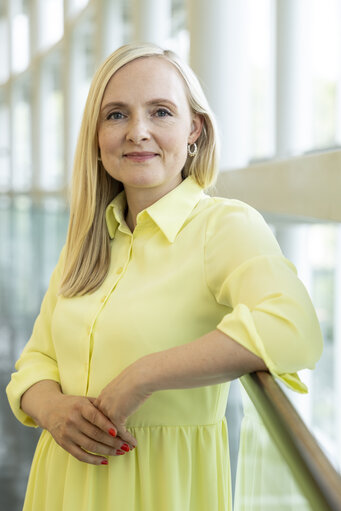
xmin=105 ymin=176 xmax=205 ymax=243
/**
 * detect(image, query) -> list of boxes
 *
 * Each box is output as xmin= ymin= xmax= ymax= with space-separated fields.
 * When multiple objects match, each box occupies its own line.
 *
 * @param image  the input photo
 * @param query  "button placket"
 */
xmin=84 ymin=237 xmax=133 ymax=395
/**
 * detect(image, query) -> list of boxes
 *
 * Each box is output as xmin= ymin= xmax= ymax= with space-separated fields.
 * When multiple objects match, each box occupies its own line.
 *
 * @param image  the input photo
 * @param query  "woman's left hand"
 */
xmin=94 ymin=359 xmax=152 ymax=447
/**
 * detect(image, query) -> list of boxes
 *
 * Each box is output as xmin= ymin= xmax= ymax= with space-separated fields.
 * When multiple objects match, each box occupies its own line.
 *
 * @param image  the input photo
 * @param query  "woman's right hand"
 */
xmin=42 ymin=393 xmax=136 ymax=465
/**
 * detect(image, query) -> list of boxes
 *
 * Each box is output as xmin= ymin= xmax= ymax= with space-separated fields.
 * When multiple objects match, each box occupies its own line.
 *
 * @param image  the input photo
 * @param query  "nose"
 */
xmin=126 ymin=115 xmax=150 ymax=144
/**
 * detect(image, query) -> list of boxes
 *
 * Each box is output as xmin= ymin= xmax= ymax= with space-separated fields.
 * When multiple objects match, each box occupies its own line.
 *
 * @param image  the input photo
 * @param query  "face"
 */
xmin=97 ymin=56 xmax=203 ymax=197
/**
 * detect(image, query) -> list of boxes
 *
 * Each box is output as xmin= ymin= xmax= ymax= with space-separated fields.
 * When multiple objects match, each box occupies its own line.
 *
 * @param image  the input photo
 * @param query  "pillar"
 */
xmin=132 ymin=0 xmax=171 ymax=46
xmin=187 ymin=0 xmax=250 ymax=170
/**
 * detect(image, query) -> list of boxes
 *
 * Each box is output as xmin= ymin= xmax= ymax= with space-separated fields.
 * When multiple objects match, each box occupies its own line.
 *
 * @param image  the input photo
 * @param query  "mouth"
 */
xmin=124 ymin=152 xmax=158 ymax=162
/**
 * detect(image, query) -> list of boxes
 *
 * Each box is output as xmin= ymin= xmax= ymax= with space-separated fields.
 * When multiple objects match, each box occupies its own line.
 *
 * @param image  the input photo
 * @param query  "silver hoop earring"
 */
xmin=187 ymin=143 xmax=198 ymax=157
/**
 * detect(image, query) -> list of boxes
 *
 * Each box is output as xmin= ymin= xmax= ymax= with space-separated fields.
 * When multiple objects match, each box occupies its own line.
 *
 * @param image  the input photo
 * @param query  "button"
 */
xmin=116 ymin=266 xmax=123 ymax=274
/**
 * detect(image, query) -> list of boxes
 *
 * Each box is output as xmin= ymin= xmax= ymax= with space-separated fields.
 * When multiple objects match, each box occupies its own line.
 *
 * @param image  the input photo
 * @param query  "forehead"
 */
xmin=102 ymin=56 xmax=189 ymax=104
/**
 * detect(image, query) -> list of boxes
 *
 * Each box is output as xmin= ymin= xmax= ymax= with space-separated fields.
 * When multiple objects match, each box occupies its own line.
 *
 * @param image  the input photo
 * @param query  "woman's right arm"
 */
xmin=20 ymin=379 xmax=136 ymax=465
xmin=7 ymin=248 xmax=136 ymax=464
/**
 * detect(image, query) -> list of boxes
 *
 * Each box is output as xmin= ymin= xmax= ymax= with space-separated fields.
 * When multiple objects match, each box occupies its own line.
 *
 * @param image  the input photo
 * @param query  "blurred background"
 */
xmin=0 ymin=0 xmax=340 ymax=509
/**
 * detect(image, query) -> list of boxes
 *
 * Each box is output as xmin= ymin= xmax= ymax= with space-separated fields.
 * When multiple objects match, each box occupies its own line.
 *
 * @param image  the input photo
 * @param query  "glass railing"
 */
xmin=233 ymin=372 xmax=341 ymax=510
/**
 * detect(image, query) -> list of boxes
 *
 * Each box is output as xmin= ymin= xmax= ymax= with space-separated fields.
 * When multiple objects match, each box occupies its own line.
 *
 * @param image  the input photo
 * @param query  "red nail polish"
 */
xmin=121 ymin=443 xmax=130 ymax=452
xmin=101 ymin=459 xmax=108 ymax=465
xmin=108 ymin=428 xmax=117 ymax=437
xmin=116 ymin=450 xmax=125 ymax=455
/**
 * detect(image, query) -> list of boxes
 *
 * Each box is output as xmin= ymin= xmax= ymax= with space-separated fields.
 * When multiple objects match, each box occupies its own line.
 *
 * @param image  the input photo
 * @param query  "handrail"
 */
xmin=215 ymin=149 xmax=341 ymax=222
xmin=240 ymin=371 xmax=341 ymax=511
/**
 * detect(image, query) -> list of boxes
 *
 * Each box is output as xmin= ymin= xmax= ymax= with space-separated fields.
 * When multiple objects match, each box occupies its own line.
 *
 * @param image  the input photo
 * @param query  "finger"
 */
xmin=80 ymin=421 xmax=125 ymax=450
xmin=115 ymin=426 xmax=138 ymax=448
xmin=83 ymin=400 xmax=118 ymax=439
xmin=66 ymin=442 xmax=109 ymax=466
xmin=75 ymin=432 xmax=118 ymax=457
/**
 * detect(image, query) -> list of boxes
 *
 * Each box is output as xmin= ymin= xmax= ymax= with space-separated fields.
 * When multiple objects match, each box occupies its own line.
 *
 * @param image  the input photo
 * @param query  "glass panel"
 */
xmin=11 ymin=76 xmax=32 ymax=192
xmin=40 ymin=52 xmax=64 ymax=191
xmin=232 ymin=386 xmax=313 ymax=510
xmin=0 ymin=90 xmax=10 ymax=192
xmin=0 ymin=12 xmax=9 ymax=83
xmin=0 ymin=199 xmax=68 ymax=509
xmin=11 ymin=0 xmax=30 ymax=73
xmin=273 ymin=222 xmax=341 ymax=474
xmin=38 ymin=0 xmax=63 ymax=50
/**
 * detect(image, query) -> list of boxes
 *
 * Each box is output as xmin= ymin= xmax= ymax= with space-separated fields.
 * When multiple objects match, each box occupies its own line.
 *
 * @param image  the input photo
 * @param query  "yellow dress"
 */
xmin=6 ymin=177 xmax=323 ymax=511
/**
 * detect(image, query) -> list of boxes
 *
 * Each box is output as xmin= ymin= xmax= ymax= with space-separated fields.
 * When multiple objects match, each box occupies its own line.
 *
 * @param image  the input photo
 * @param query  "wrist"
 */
xmin=133 ymin=354 xmax=158 ymax=394
xmin=21 ymin=380 xmax=63 ymax=429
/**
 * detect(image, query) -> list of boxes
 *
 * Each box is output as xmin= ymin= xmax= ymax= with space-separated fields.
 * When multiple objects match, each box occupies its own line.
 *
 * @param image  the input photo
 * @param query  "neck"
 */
xmin=124 ymin=176 xmax=183 ymax=232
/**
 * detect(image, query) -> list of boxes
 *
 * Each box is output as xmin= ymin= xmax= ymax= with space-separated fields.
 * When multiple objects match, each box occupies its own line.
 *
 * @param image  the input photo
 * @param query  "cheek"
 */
xmin=98 ymin=129 xmax=119 ymax=155
xmin=162 ymin=131 xmax=188 ymax=158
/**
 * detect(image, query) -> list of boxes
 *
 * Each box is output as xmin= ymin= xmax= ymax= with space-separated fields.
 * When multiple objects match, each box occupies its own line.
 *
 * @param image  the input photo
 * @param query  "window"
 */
xmin=11 ymin=0 xmax=30 ymax=74
xmin=40 ymin=52 xmax=64 ymax=191
xmin=68 ymin=7 xmax=96 ymax=176
xmin=0 ymin=90 xmax=10 ymax=192
xmin=38 ymin=0 xmax=63 ymax=51
xmin=67 ymin=0 xmax=89 ymax=19
xmin=0 ymin=8 xmax=9 ymax=83
xmin=11 ymin=76 xmax=32 ymax=192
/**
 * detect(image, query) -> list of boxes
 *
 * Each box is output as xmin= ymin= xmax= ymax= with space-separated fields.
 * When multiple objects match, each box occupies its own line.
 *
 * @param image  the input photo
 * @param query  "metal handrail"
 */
xmin=240 ymin=371 xmax=341 ymax=511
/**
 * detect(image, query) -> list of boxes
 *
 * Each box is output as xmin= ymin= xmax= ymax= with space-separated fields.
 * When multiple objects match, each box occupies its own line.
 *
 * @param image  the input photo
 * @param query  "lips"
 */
xmin=124 ymin=152 xmax=158 ymax=162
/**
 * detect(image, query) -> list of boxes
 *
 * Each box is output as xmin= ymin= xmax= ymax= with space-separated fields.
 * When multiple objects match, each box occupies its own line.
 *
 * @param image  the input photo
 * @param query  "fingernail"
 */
xmin=121 ymin=443 xmax=130 ymax=452
xmin=116 ymin=450 xmax=125 ymax=455
xmin=108 ymin=428 xmax=117 ymax=437
xmin=101 ymin=459 xmax=108 ymax=465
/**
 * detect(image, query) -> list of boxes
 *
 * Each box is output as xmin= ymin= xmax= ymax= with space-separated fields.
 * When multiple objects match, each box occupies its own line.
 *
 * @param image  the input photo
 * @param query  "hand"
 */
xmin=43 ymin=393 xmax=135 ymax=465
xmin=94 ymin=360 xmax=152 ymax=445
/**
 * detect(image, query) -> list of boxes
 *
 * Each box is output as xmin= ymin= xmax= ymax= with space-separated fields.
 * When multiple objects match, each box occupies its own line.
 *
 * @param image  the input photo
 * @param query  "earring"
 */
xmin=187 ymin=143 xmax=198 ymax=157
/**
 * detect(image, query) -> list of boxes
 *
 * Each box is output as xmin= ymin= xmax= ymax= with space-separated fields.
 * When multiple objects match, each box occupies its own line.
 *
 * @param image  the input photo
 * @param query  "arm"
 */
xmin=9 ymin=247 xmax=136 ymax=464
xmin=94 ymin=329 xmax=266 ymax=437
xmin=20 ymin=379 xmax=137 ymax=465
xmin=136 ymin=329 xmax=267 ymax=391
xmin=95 ymin=202 xmax=323 ymax=430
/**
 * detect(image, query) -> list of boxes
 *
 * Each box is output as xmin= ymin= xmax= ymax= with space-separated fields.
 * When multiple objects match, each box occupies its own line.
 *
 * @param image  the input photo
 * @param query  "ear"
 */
xmin=188 ymin=114 xmax=204 ymax=144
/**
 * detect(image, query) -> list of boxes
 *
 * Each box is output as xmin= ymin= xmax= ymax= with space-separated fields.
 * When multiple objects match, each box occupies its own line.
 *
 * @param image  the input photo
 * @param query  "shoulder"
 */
xmin=201 ymin=194 xmax=282 ymax=259
xmin=200 ymin=194 xmax=269 ymax=234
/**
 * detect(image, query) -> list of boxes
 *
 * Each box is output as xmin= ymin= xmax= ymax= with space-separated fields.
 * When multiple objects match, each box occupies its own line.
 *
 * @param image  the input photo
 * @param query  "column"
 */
xmin=187 ymin=0 xmax=250 ymax=170
xmin=95 ymin=0 xmax=123 ymax=62
xmin=276 ymin=0 xmax=313 ymax=156
xmin=275 ymin=0 xmax=314 ymax=422
xmin=29 ymin=0 xmax=42 ymax=197
xmin=132 ymin=0 xmax=171 ymax=46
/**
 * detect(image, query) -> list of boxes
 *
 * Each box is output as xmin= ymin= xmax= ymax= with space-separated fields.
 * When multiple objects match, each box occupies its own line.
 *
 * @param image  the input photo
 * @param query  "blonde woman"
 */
xmin=7 ymin=43 xmax=323 ymax=511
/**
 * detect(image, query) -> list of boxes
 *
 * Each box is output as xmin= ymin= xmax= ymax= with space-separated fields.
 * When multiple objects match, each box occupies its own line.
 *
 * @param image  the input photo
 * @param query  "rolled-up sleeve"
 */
xmin=205 ymin=200 xmax=323 ymax=393
xmin=6 ymin=247 xmax=65 ymax=426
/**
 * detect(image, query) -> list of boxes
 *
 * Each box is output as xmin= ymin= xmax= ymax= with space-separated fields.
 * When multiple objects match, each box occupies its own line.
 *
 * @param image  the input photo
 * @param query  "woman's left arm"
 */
xmin=95 ymin=202 xmax=323 ymax=435
xmin=94 ymin=328 xmax=266 ymax=437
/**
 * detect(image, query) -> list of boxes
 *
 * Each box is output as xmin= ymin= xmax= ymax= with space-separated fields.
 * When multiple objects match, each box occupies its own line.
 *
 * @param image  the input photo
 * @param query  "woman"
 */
xmin=7 ymin=43 xmax=323 ymax=511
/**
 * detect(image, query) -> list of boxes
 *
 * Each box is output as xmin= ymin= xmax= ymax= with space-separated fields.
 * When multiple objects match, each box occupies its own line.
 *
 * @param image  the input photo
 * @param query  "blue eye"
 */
xmin=107 ymin=111 xmax=124 ymax=120
xmin=155 ymin=108 xmax=171 ymax=117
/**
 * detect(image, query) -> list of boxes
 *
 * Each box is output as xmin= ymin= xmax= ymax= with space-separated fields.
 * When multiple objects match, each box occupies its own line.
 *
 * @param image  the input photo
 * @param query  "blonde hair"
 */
xmin=60 ymin=42 xmax=220 ymax=297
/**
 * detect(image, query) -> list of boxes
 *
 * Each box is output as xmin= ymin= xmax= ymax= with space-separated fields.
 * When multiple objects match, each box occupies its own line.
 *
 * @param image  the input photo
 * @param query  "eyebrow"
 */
xmin=101 ymin=98 xmax=178 ymax=112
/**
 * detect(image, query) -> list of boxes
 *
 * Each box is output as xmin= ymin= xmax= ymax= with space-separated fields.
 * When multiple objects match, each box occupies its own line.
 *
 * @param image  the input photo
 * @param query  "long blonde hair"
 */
xmin=60 ymin=42 xmax=220 ymax=297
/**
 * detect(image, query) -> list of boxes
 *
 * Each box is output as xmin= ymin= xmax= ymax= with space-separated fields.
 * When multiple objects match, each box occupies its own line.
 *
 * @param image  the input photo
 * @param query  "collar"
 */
xmin=105 ymin=176 xmax=205 ymax=243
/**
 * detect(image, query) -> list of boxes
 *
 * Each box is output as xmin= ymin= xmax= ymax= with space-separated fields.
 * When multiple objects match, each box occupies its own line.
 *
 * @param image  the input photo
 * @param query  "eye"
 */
xmin=154 ymin=108 xmax=172 ymax=118
xmin=106 ymin=111 xmax=125 ymax=120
